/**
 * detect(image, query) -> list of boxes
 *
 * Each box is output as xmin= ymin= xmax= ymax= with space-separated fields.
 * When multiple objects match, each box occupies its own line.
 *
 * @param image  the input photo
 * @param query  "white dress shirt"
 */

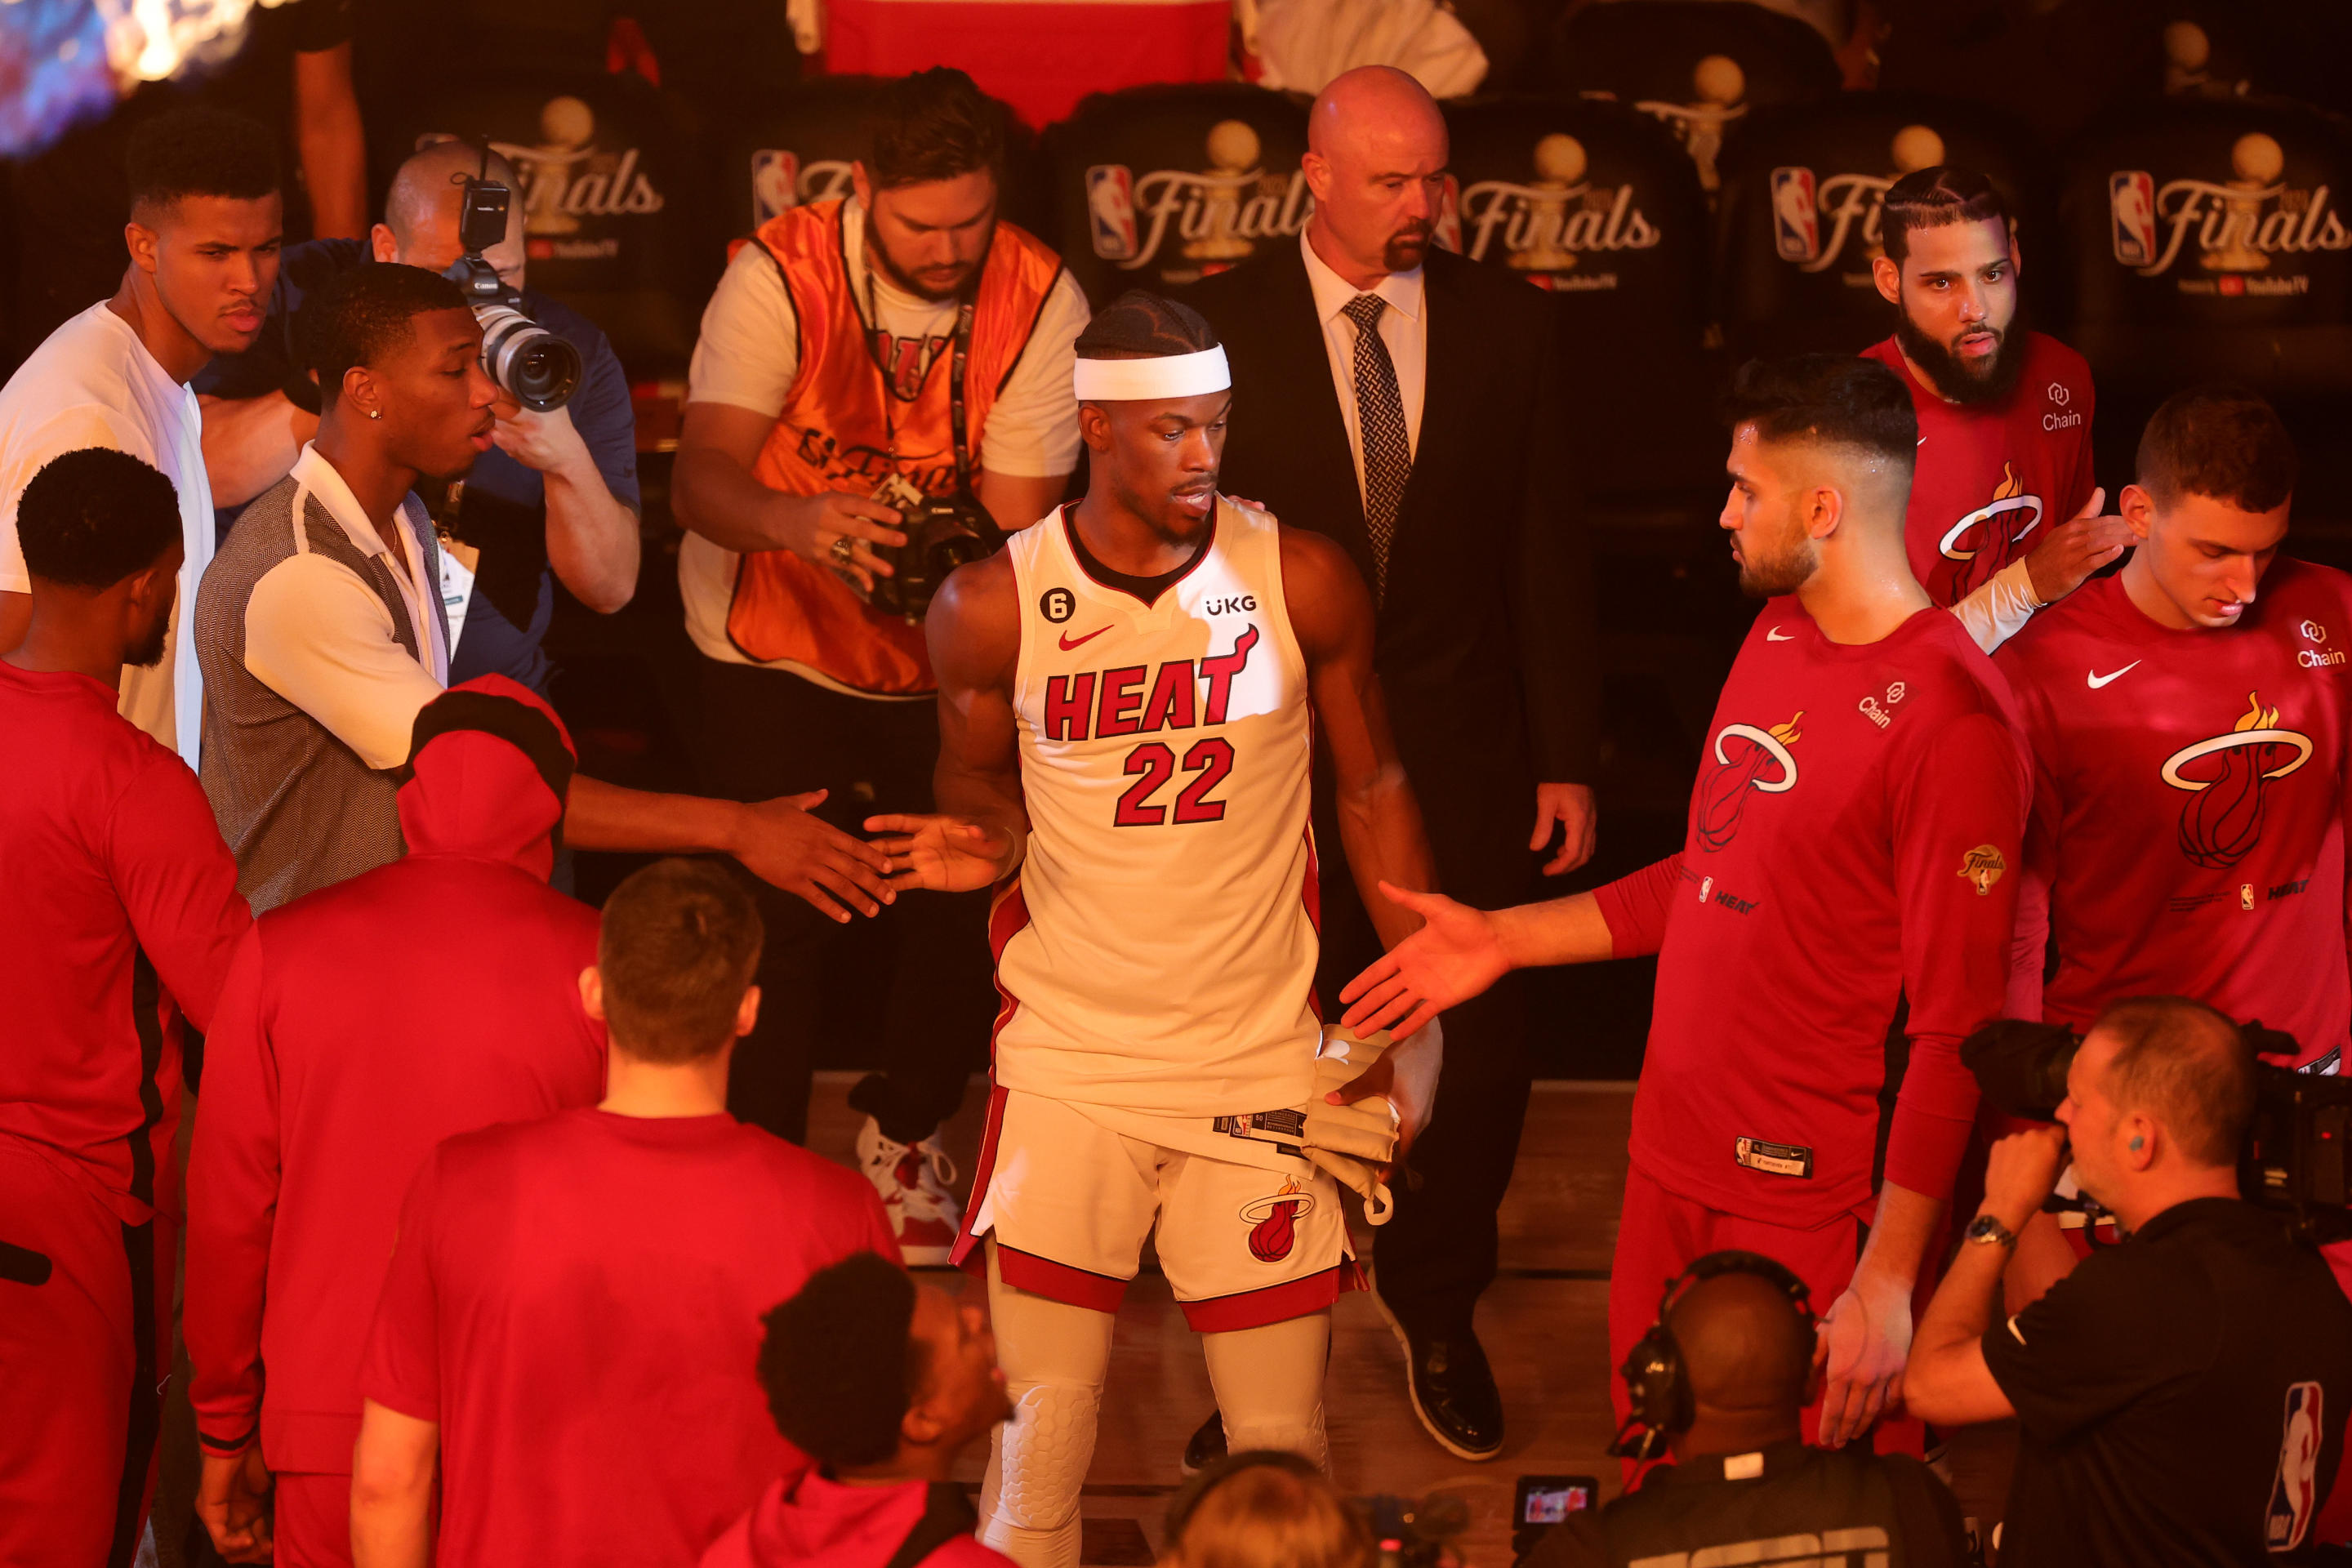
xmin=1300 ymin=229 xmax=1428 ymax=509
xmin=242 ymin=443 xmax=449 ymax=771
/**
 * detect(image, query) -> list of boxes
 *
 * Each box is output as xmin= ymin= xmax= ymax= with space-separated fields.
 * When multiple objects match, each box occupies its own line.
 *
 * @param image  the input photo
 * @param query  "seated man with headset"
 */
xmin=1530 ymin=1251 xmax=1971 ymax=1568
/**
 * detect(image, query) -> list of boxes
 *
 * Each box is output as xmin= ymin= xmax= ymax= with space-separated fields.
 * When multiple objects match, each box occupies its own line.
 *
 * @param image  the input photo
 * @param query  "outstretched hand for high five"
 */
xmin=1338 ymin=882 xmax=1512 ymax=1040
xmin=864 ymin=813 xmax=1021 ymax=892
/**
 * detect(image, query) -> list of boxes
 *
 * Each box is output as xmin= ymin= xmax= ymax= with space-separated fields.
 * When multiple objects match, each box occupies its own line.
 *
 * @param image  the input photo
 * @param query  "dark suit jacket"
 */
xmin=1187 ymin=242 xmax=1599 ymax=908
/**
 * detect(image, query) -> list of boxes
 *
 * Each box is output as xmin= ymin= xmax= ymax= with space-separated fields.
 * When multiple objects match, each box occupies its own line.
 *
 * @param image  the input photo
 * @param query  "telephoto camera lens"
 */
xmin=472 ymin=302 xmax=581 ymax=412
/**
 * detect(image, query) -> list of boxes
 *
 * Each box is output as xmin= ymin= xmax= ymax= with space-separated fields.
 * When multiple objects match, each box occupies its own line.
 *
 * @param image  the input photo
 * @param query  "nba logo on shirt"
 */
xmin=1087 ymin=166 xmax=1140 ymax=261
xmin=751 ymin=149 xmax=800 ymax=224
xmin=2266 ymin=1381 xmax=2324 ymax=1551
xmin=1432 ymin=173 xmax=1464 ymax=253
xmin=2109 ymin=172 xmax=2158 ymax=268
xmin=1770 ymin=167 xmax=1820 ymax=263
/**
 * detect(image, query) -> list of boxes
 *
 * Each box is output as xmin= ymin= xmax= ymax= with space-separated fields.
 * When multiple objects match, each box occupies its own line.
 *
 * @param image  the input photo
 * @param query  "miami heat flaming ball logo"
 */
xmin=2162 ymin=692 xmax=2313 ymax=870
xmin=1239 ymin=1181 xmax=1315 ymax=1263
xmin=1697 ymin=713 xmax=1802 ymax=851
xmin=1939 ymin=461 xmax=2043 ymax=567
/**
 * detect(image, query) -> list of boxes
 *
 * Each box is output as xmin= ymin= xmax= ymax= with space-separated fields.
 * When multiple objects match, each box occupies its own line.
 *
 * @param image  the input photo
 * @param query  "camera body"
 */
xmin=439 ymin=169 xmax=581 ymax=412
xmin=1962 ymin=1018 xmax=2352 ymax=1243
xmin=854 ymin=474 xmax=1004 ymax=622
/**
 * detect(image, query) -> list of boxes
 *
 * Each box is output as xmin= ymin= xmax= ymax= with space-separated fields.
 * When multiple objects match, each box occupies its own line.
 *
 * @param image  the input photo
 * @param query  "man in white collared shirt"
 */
xmin=1187 ymin=65 xmax=1600 ymax=1463
xmin=0 ymin=106 xmax=283 ymax=766
xmin=196 ymin=263 xmax=901 ymax=917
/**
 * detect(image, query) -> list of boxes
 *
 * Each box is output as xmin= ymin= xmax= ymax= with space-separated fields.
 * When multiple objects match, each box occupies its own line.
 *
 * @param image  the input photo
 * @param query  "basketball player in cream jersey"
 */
xmin=868 ymin=293 xmax=1444 ymax=1568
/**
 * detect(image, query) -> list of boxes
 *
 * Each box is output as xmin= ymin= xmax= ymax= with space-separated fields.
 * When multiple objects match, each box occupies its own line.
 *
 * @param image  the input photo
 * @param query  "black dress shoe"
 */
xmin=1181 ymin=1410 xmax=1227 ymax=1475
xmin=1379 ymin=1298 xmax=1505 ymax=1460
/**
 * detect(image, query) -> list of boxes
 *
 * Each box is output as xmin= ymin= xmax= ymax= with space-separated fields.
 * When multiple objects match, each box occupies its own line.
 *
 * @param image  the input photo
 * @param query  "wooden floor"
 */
xmin=806 ymin=1076 xmax=1638 ymax=1568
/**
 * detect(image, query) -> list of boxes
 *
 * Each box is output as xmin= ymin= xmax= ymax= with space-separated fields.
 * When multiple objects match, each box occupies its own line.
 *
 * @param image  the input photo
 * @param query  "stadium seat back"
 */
xmin=1547 ymin=0 xmax=1841 ymax=195
xmin=1715 ymin=91 xmax=2041 ymax=361
xmin=1038 ymin=83 xmax=1311 ymax=306
xmin=2061 ymin=96 xmax=2352 ymax=522
xmin=376 ymin=70 xmax=718 ymax=381
xmin=1439 ymin=95 xmax=1716 ymax=500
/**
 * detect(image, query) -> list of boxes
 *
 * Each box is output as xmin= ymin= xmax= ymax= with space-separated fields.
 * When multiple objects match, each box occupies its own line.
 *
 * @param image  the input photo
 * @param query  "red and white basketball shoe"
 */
xmin=855 ymin=1116 xmax=962 ymax=1266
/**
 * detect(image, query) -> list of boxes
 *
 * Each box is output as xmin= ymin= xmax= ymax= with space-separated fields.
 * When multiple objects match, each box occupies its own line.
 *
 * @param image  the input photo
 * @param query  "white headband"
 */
xmin=1072 ymin=345 xmax=1231 ymax=402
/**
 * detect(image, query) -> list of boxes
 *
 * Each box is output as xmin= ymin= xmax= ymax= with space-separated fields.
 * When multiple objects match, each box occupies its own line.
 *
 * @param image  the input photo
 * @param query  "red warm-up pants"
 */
xmin=0 ymin=1135 xmax=173 ymax=1568
xmin=1609 ymin=1163 xmax=1933 ymax=1479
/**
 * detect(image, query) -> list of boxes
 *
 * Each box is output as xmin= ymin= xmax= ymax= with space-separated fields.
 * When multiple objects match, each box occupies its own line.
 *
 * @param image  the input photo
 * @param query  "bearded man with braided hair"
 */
xmin=869 ymin=292 xmax=1442 ymax=1568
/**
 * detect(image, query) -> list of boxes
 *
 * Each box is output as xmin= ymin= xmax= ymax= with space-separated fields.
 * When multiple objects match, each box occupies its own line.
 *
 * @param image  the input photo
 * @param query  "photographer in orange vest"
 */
xmin=672 ymin=67 xmax=1087 ymax=1256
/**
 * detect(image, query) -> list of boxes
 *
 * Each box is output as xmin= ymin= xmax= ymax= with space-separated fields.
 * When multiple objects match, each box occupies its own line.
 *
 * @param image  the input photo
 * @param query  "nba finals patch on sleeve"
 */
xmin=1958 ymin=844 xmax=2007 ymax=896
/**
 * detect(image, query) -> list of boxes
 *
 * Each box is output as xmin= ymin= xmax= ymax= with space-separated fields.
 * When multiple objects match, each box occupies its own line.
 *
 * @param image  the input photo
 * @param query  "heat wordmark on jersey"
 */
xmin=992 ymin=498 xmax=1322 ymax=1117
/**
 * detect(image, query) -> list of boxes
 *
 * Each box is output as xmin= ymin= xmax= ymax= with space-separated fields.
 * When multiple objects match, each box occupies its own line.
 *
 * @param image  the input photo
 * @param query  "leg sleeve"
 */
xmin=1200 ymin=1311 xmax=1331 ymax=1472
xmin=980 ymin=1240 xmax=1115 ymax=1568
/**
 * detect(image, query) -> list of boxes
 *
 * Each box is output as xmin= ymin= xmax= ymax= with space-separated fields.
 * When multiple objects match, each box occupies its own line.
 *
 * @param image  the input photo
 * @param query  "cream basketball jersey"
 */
xmin=993 ymin=497 xmax=1320 ymax=1118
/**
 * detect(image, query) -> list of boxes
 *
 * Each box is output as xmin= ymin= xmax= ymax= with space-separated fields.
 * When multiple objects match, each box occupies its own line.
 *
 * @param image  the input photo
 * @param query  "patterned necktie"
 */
xmin=1341 ymin=292 xmax=1411 ymax=600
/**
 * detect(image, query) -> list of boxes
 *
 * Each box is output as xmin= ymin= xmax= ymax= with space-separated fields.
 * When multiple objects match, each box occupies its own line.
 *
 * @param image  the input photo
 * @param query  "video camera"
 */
xmin=1963 ymin=1018 xmax=2352 ymax=1245
xmin=442 ymin=149 xmax=580 ymax=412
xmin=1355 ymin=1491 xmax=1470 ymax=1568
xmin=851 ymin=474 xmax=1004 ymax=622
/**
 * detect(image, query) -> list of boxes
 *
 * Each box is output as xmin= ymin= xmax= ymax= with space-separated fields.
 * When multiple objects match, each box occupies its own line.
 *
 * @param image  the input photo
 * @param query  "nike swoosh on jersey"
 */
xmin=1766 ymin=626 xmax=1793 ymax=642
xmin=2087 ymin=661 xmax=2143 ymax=688
xmin=1058 ymin=626 xmax=1111 ymax=651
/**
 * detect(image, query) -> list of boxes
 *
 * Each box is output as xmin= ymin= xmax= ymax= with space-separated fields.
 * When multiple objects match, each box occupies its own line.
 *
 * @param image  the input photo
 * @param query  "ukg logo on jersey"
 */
xmin=1438 ymin=133 xmax=1661 ymax=292
xmin=1771 ymin=124 xmax=1949 ymax=278
xmin=2109 ymin=131 xmax=2350 ymax=293
xmin=495 ymin=96 xmax=666 ymax=262
xmin=1086 ymin=120 xmax=1311 ymax=281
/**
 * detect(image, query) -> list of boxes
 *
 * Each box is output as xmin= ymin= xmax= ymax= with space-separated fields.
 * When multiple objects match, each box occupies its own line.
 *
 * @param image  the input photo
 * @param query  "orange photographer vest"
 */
xmin=725 ymin=200 xmax=1066 ymax=693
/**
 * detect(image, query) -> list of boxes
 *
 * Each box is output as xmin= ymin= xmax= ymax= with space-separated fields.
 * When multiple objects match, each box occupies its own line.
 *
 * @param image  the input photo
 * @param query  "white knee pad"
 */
xmin=993 ymin=1379 xmax=1101 ymax=1531
xmin=1222 ymin=1404 xmax=1330 ymax=1471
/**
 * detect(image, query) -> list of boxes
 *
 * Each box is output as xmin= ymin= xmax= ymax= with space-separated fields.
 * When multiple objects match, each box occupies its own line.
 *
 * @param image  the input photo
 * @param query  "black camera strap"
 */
xmin=946 ymin=298 xmax=975 ymax=498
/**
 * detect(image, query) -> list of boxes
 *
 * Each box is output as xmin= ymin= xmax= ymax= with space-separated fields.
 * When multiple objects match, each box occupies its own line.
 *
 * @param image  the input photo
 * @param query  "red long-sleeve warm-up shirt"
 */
xmin=185 ymin=683 xmax=606 ymax=1472
xmin=0 ymin=660 xmax=248 ymax=1227
xmin=1595 ymin=601 xmax=2031 ymax=1225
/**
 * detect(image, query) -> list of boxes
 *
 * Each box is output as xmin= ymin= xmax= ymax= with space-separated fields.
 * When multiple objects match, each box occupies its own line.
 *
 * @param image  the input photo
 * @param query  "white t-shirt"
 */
xmin=0 ymin=302 xmax=215 ymax=762
xmin=240 ymin=443 xmax=449 ymax=772
xmin=679 ymin=199 xmax=1090 ymax=682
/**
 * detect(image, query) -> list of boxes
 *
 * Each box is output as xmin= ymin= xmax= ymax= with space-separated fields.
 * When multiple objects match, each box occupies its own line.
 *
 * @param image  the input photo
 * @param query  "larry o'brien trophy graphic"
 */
xmin=1440 ymin=133 xmax=1662 ymax=291
xmin=1771 ymin=124 xmax=1946 ymax=275
xmin=489 ymin=95 xmax=666 ymax=247
xmin=1085 ymin=119 xmax=1310 ymax=285
xmin=2109 ymin=129 xmax=2350 ymax=289
xmin=1634 ymin=54 xmax=1747 ymax=194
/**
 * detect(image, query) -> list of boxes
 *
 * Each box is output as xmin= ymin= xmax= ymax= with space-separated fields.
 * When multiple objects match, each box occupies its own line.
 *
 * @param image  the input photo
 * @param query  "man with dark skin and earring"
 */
xmin=194 ymin=262 xmax=894 ymax=918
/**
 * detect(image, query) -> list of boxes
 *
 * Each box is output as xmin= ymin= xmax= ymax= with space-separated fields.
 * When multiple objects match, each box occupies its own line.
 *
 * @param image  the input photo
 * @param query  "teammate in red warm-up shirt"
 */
xmin=1344 ymin=357 xmax=2029 ymax=1461
xmin=0 ymin=449 xmax=250 ymax=1568
xmin=1861 ymin=167 xmax=2127 ymax=654
xmin=1998 ymin=389 xmax=2350 ymax=1070
xmin=1993 ymin=393 xmax=2352 ymax=1539
xmin=184 ymin=677 xmax=606 ymax=1567
xmin=353 ymin=859 xmax=900 ymax=1568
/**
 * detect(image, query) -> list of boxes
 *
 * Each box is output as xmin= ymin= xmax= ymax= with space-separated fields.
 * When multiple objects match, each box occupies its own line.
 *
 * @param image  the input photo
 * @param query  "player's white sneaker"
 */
xmin=856 ymin=1115 xmax=962 ymax=1266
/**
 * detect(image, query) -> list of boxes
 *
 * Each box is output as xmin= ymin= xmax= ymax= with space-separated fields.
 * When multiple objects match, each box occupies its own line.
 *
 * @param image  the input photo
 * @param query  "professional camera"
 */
xmin=851 ymin=474 xmax=1004 ymax=622
xmin=1963 ymin=1018 xmax=2352 ymax=1244
xmin=440 ymin=152 xmax=580 ymax=412
xmin=1355 ymin=1491 xmax=1469 ymax=1568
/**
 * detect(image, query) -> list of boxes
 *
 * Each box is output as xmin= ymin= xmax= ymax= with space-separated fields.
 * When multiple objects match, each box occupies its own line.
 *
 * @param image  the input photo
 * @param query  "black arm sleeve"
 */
xmin=1509 ymin=301 xmax=1601 ymax=785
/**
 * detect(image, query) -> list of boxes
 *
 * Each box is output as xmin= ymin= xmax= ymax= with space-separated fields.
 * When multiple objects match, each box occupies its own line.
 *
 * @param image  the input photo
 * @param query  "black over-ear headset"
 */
xmin=1608 ymin=1249 xmax=1815 ymax=1462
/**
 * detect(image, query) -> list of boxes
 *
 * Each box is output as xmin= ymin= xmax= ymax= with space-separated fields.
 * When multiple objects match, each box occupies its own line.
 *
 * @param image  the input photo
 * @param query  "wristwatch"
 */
xmin=1966 ymin=1213 xmax=2018 ymax=1250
